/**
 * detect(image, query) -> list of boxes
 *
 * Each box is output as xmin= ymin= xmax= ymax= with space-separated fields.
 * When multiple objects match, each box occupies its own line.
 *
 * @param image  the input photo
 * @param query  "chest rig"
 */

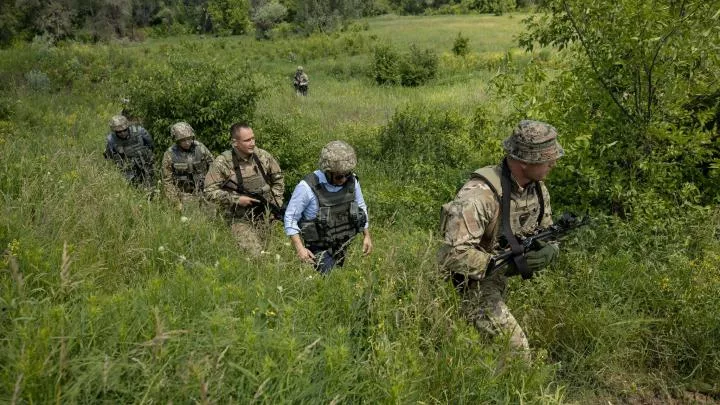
xmin=472 ymin=159 xmax=545 ymax=279
xmin=299 ymin=173 xmax=367 ymax=250
xmin=171 ymin=143 xmax=208 ymax=193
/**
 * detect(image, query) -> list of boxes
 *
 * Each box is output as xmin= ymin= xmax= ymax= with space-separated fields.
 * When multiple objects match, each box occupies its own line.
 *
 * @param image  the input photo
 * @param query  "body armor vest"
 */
xmin=112 ymin=126 xmax=151 ymax=161
xmin=470 ymin=166 xmax=544 ymax=239
xmin=171 ymin=143 xmax=209 ymax=193
xmin=222 ymin=150 xmax=269 ymax=196
xmin=299 ymin=173 xmax=367 ymax=249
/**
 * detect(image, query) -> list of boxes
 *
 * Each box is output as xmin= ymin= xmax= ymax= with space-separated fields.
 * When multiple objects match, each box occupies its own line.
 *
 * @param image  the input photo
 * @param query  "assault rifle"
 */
xmin=221 ymin=179 xmax=285 ymax=221
xmin=485 ymin=212 xmax=590 ymax=276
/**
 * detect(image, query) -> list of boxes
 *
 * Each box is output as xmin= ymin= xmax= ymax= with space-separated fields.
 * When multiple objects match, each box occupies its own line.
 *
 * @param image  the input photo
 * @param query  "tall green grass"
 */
xmin=1 ymin=13 xmax=719 ymax=403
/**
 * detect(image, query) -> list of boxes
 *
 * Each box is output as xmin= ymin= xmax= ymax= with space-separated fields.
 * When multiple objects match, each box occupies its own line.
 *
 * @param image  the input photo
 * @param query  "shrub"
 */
xmin=24 ymin=69 xmax=50 ymax=91
xmin=372 ymin=43 xmax=438 ymax=86
xmin=372 ymin=44 xmax=401 ymax=85
xmin=399 ymin=44 xmax=438 ymax=86
xmin=452 ymin=31 xmax=470 ymax=56
xmin=125 ymin=58 xmax=263 ymax=156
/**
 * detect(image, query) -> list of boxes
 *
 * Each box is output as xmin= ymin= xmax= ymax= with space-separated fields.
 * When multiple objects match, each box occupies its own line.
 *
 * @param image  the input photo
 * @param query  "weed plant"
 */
xmin=1 ymin=13 xmax=719 ymax=403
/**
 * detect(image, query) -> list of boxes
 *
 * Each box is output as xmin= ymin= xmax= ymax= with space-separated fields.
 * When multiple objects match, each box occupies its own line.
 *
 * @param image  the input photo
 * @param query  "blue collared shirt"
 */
xmin=284 ymin=170 xmax=369 ymax=236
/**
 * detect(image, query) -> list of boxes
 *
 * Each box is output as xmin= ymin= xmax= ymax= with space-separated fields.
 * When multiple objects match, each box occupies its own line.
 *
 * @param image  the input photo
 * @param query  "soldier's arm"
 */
xmin=265 ymin=153 xmax=285 ymax=206
xmin=161 ymin=151 xmax=180 ymax=204
xmin=139 ymin=127 xmax=154 ymax=150
xmin=438 ymin=196 xmax=498 ymax=280
xmin=104 ymin=135 xmax=114 ymax=160
xmin=203 ymin=154 xmax=236 ymax=205
xmin=200 ymin=144 xmax=215 ymax=168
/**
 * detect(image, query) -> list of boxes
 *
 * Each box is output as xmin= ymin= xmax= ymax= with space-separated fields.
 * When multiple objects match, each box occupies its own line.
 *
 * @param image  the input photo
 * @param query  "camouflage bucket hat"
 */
xmin=109 ymin=115 xmax=130 ymax=132
xmin=503 ymin=120 xmax=565 ymax=163
xmin=319 ymin=140 xmax=357 ymax=173
xmin=171 ymin=122 xmax=195 ymax=141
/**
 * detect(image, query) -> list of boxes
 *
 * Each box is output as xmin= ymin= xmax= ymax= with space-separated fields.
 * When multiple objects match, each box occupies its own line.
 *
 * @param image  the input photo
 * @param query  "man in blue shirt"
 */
xmin=284 ymin=140 xmax=373 ymax=274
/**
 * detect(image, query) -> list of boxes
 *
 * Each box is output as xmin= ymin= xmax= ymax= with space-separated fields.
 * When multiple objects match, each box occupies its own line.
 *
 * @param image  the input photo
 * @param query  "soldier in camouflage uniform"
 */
xmin=293 ymin=66 xmax=309 ymax=96
xmin=104 ymin=115 xmax=155 ymax=188
xmin=284 ymin=141 xmax=372 ymax=274
xmin=437 ymin=120 xmax=565 ymax=359
xmin=161 ymin=122 xmax=214 ymax=210
xmin=204 ymin=123 xmax=284 ymax=255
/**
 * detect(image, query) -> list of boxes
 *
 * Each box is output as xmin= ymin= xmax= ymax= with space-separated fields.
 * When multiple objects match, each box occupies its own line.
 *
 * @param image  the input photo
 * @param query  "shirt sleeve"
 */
xmin=161 ymin=150 xmax=179 ymax=203
xmin=354 ymin=179 xmax=369 ymax=229
xmin=437 ymin=189 xmax=499 ymax=279
xmin=265 ymin=153 xmax=285 ymax=206
xmin=283 ymin=181 xmax=312 ymax=236
xmin=204 ymin=154 xmax=236 ymax=206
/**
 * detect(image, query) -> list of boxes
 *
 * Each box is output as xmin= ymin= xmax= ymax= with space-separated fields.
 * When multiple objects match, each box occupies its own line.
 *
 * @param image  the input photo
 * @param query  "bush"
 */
xmin=399 ymin=44 xmax=438 ymax=86
xmin=452 ymin=31 xmax=470 ymax=56
xmin=372 ymin=43 xmax=438 ymax=86
xmin=372 ymin=44 xmax=401 ymax=85
xmin=24 ymin=69 xmax=50 ymax=91
xmin=125 ymin=58 xmax=263 ymax=157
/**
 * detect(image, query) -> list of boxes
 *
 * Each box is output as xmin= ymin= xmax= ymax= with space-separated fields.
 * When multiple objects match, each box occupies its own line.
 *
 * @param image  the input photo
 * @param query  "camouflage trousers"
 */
xmin=459 ymin=270 xmax=530 ymax=359
xmin=230 ymin=219 xmax=272 ymax=256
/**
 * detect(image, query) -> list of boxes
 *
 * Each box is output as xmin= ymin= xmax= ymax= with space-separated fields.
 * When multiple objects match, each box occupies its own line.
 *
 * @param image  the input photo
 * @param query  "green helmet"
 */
xmin=171 ymin=122 xmax=195 ymax=141
xmin=297 ymin=66 xmax=304 ymax=71
xmin=109 ymin=115 xmax=129 ymax=132
xmin=502 ymin=120 xmax=565 ymax=163
xmin=319 ymin=140 xmax=357 ymax=173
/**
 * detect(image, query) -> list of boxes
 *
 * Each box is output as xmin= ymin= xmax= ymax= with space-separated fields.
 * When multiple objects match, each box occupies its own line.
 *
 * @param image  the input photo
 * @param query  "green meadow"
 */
xmin=1 ymin=13 xmax=719 ymax=403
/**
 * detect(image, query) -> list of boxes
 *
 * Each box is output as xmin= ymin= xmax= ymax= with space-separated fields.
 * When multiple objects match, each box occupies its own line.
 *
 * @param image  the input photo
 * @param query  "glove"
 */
xmin=525 ymin=240 xmax=560 ymax=273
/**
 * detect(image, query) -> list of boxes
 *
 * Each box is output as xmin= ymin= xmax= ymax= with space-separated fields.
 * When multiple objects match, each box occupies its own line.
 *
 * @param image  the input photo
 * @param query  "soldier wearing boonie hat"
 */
xmin=161 ymin=122 xmax=215 ymax=210
xmin=437 ymin=120 xmax=564 ymax=361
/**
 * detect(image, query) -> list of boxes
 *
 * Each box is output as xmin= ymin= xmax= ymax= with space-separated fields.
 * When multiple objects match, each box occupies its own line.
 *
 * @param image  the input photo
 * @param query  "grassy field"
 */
xmin=1 ymin=13 xmax=719 ymax=404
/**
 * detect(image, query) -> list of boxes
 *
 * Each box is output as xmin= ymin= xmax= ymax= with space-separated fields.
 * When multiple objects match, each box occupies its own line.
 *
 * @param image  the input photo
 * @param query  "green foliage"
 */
xmin=207 ymin=0 xmax=251 ymax=35
xmin=24 ymin=69 xmax=50 ymax=91
xmin=371 ymin=43 xmax=401 ymax=85
xmin=125 ymin=58 xmax=263 ymax=156
xmin=252 ymin=1 xmax=289 ymax=39
xmin=452 ymin=31 xmax=470 ymax=56
xmin=399 ymin=44 xmax=438 ymax=86
xmin=2 ymin=13 xmax=720 ymax=404
xmin=372 ymin=43 xmax=438 ymax=86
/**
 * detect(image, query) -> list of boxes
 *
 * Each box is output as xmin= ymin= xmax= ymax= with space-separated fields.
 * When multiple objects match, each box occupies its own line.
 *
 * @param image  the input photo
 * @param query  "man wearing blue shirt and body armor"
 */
xmin=284 ymin=140 xmax=373 ymax=274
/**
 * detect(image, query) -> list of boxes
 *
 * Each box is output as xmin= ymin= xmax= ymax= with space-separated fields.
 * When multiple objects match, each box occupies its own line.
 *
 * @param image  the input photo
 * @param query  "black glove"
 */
xmin=525 ymin=240 xmax=559 ymax=273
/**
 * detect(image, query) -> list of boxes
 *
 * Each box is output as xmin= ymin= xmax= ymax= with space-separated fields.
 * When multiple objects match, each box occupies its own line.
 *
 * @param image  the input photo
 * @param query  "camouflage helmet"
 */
xmin=171 ymin=121 xmax=195 ymax=141
xmin=297 ymin=66 xmax=303 ymax=71
xmin=319 ymin=140 xmax=357 ymax=173
xmin=503 ymin=120 xmax=565 ymax=164
xmin=109 ymin=115 xmax=129 ymax=132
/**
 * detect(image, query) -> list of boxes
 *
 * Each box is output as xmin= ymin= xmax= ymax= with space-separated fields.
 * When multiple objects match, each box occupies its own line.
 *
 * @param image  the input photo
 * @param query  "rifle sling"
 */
xmin=500 ymin=159 xmax=532 ymax=279
xmin=230 ymin=148 xmax=273 ymax=194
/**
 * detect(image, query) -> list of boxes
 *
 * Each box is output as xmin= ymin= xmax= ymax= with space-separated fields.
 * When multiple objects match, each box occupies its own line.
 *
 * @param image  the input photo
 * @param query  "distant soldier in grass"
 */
xmin=438 ymin=120 xmax=565 ymax=359
xmin=284 ymin=140 xmax=372 ymax=274
xmin=104 ymin=115 xmax=155 ymax=188
xmin=293 ymin=66 xmax=309 ymax=96
xmin=204 ymin=123 xmax=284 ymax=255
xmin=161 ymin=122 xmax=214 ymax=211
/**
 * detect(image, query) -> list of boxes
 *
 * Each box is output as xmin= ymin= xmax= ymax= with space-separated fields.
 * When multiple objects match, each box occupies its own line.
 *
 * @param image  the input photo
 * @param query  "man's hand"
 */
xmin=362 ymin=230 xmax=373 ymax=255
xmin=296 ymin=247 xmax=316 ymax=264
xmin=525 ymin=240 xmax=559 ymax=273
xmin=234 ymin=195 xmax=260 ymax=207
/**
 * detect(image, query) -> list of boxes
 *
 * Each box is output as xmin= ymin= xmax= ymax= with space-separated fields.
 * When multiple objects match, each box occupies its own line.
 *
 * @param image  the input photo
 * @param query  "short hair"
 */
xmin=230 ymin=123 xmax=251 ymax=140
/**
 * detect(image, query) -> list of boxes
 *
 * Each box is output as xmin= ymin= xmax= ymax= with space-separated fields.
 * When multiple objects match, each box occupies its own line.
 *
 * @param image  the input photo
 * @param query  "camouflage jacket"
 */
xmin=204 ymin=147 xmax=284 ymax=219
xmin=294 ymin=72 xmax=309 ymax=85
xmin=437 ymin=163 xmax=553 ymax=280
xmin=161 ymin=141 xmax=214 ymax=203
